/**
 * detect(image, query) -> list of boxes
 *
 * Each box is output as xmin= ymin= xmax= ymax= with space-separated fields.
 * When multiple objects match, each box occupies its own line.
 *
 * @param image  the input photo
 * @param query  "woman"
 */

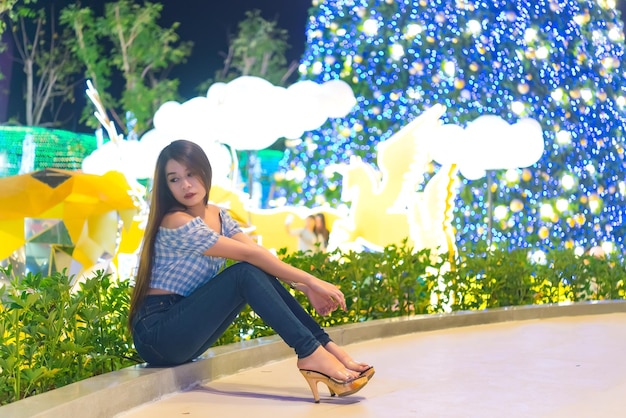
xmin=314 ymin=213 xmax=330 ymax=251
xmin=285 ymin=214 xmax=322 ymax=253
xmin=129 ymin=140 xmax=373 ymax=403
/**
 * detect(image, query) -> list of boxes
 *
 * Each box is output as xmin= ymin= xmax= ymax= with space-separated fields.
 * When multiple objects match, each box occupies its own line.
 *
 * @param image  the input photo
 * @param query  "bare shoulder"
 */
xmin=206 ymin=203 xmax=222 ymax=213
xmin=161 ymin=210 xmax=196 ymax=229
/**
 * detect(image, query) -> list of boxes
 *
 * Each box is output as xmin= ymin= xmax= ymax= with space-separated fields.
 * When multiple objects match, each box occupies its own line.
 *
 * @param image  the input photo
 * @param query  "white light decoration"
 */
xmin=467 ymin=19 xmax=482 ymax=35
xmin=535 ymin=46 xmax=549 ymax=59
xmin=511 ymin=101 xmax=525 ymax=114
xmin=406 ymin=23 xmax=423 ymax=37
xmin=556 ymin=130 xmax=572 ymax=145
xmin=540 ymin=203 xmax=554 ymax=219
xmin=336 ymin=28 xmax=347 ymax=36
xmin=524 ymin=28 xmax=538 ymax=42
xmin=406 ymin=87 xmax=423 ymax=100
xmin=551 ymin=88 xmax=564 ymax=101
xmin=561 ymin=174 xmax=575 ymax=190
xmin=617 ymin=96 xmax=626 ymax=108
xmin=363 ymin=18 xmax=379 ymax=36
xmin=589 ymin=199 xmax=600 ymax=213
xmin=608 ymin=27 xmax=622 ymax=41
xmin=586 ymin=164 xmax=596 ymax=174
xmin=580 ymin=88 xmax=593 ymax=102
xmin=493 ymin=205 xmax=508 ymax=220
xmin=390 ymin=43 xmax=405 ymax=60
xmin=556 ymin=198 xmax=569 ymax=212
xmin=601 ymin=241 xmax=614 ymax=254
xmin=530 ymin=250 xmax=547 ymax=265
xmin=312 ymin=61 xmax=323 ymax=74
xmin=573 ymin=14 xmax=586 ymax=25
xmin=504 ymin=169 xmax=519 ymax=182
xmin=574 ymin=246 xmax=585 ymax=257
xmin=443 ymin=61 xmax=456 ymax=77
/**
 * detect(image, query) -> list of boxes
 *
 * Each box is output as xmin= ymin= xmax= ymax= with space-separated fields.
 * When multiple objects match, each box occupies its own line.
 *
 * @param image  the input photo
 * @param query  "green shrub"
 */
xmin=1 ymin=243 xmax=624 ymax=405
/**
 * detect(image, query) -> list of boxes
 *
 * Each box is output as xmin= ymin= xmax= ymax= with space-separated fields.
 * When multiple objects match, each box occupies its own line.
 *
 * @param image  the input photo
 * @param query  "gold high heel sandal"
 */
xmin=327 ymin=366 xmax=375 ymax=397
xmin=299 ymin=369 xmax=368 ymax=403
xmin=360 ymin=366 xmax=375 ymax=381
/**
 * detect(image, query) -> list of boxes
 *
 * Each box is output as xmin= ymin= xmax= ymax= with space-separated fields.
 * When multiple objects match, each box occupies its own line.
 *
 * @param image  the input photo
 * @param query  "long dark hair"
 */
xmin=315 ymin=213 xmax=330 ymax=248
xmin=128 ymin=140 xmax=213 ymax=327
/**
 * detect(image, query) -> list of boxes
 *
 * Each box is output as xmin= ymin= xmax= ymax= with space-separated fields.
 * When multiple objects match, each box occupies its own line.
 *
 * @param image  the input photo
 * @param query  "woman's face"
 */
xmin=164 ymin=159 xmax=207 ymax=207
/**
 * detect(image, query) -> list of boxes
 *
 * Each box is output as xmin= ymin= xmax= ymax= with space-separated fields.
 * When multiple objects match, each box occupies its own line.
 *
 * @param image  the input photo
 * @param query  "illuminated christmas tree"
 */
xmin=280 ymin=0 xmax=626 ymax=255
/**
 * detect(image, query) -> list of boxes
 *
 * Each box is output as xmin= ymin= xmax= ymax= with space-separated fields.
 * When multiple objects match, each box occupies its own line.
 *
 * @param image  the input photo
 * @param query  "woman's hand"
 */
xmin=302 ymin=278 xmax=346 ymax=316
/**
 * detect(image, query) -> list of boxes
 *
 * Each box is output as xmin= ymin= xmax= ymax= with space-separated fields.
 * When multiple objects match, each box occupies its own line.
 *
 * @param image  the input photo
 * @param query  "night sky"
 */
xmin=2 ymin=0 xmax=310 ymax=129
xmin=158 ymin=0 xmax=311 ymax=97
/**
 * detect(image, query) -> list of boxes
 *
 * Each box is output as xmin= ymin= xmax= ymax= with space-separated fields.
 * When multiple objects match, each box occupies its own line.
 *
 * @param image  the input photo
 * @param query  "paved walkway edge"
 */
xmin=2 ymin=300 xmax=625 ymax=418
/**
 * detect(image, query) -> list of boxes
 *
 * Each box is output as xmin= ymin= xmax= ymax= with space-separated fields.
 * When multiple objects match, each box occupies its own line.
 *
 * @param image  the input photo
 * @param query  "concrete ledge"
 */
xmin=2 ymin=300 xmax=625 ymax=418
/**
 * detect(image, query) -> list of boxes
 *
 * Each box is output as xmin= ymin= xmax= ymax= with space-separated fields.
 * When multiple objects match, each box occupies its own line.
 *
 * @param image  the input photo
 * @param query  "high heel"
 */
xmin=299 ymin=369 xmax=368 ymax=403
xmin=329 ymin=366 xmax=374 ymax=397
xmin=360 ymin=365 xmax=375 ymax=381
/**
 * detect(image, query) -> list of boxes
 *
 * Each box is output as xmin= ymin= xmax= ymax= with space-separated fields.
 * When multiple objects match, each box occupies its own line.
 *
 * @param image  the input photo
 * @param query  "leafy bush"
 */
xmin=0 ymin=267 xmax=140 ymax=405
xmin=1 ymin=242 xmax=624 ymax=405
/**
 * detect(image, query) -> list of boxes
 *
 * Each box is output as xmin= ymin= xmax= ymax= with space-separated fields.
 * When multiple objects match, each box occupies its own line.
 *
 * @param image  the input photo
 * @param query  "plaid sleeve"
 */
xmin=159 ymin=217 xmax=219 ymax=254
xmin=220 ymin=209 xmax=243 ymax=238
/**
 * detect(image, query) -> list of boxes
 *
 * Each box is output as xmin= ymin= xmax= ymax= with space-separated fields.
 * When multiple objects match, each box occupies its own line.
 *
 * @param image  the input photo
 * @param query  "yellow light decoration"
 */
xmin=0 ymin=169 xmax=140 ymax=276
xmin=353 ymin=55 xmax=363 ymax=64
xmin=209 ymin=105 xmax=458 ymax=258
xmin=538 ymin=226 xmax=549 ymax=240
xmin=469 ymin=63 xmax=479 ymax=71
xmin=517 ymin=83 xmax=530 ymax=94
xmin=521 ymin=169 xmax=532 ymax=181
xmin=510 ymin=199 xmax=524 ymax=212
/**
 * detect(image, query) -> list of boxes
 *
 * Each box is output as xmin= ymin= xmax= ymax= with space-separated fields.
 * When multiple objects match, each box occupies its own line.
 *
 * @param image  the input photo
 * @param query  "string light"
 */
xmin=279 ymin=0 xmax=626 ymax=255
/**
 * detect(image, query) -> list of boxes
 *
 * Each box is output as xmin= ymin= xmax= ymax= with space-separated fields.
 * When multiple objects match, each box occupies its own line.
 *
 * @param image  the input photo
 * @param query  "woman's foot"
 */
xmin=297 ymin=346 xmax=360 ymax=382
xmin=323 ymin=342 xmax=373 ymax=374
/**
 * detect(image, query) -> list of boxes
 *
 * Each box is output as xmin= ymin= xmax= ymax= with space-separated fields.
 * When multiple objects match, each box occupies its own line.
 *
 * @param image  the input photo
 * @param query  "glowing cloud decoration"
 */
xmin=429 ymin=115 xmax=545 ymax=180
xmin=82 ymin=76 xmax=356 ymax=181
xmin=153 ymin=76 xmax=357 ymax=151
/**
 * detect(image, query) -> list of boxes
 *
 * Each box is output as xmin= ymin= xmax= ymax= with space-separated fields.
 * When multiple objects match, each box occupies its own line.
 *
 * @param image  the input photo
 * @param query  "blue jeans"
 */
xmin=131 ymin=262 xmax=332 ymax=366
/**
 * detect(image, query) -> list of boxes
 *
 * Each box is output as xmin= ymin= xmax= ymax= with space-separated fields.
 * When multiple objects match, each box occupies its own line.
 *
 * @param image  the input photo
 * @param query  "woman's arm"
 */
xmin=207 ymin=232 xmax=345 ymax=313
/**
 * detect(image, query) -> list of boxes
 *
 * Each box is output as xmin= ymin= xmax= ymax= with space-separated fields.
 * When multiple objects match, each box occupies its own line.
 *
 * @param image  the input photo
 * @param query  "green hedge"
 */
xmin=1 ymin=242 xmax=624 ymax=405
